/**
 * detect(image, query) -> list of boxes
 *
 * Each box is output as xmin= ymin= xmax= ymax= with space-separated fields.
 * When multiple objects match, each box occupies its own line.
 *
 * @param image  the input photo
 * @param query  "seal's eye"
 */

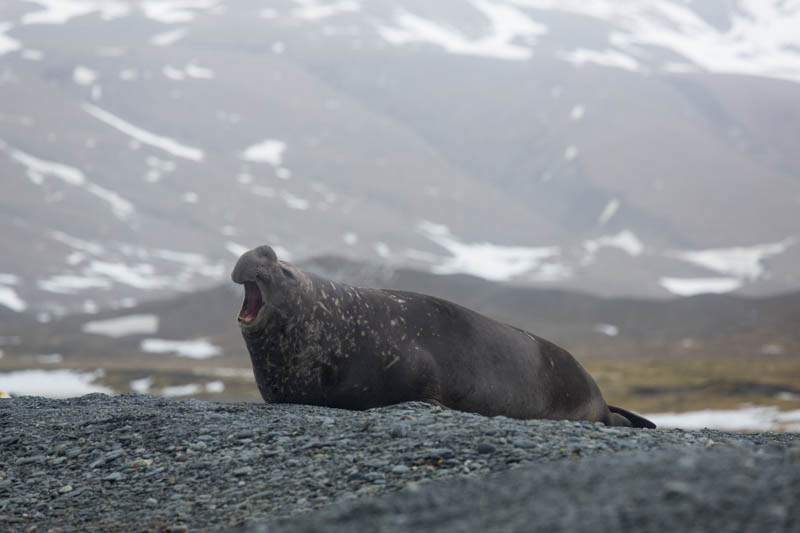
xmin=281 ymin=267 xmax=296 ymax=280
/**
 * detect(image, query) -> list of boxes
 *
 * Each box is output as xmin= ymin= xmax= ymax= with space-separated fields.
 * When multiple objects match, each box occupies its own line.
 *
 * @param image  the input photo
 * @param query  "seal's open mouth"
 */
xmin=238 ymin=282 xmax=263 ymax=324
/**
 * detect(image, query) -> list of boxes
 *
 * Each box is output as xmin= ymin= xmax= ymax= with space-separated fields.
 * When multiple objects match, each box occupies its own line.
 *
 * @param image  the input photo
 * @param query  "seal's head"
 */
xmin=231 ymin=245 xmax=307 ymax=335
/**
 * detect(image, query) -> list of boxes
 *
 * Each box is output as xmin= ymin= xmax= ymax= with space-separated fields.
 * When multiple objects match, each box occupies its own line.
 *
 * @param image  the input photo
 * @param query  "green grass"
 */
xmin=584 ymin=358 xmax=800 ymax=413
xmin=3 ymin=350 xmax=799 ymax=414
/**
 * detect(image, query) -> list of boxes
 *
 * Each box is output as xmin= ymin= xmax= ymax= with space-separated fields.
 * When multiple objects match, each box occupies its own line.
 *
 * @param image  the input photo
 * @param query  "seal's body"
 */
xmin=232 ymin=245 xmax=654 ymax=428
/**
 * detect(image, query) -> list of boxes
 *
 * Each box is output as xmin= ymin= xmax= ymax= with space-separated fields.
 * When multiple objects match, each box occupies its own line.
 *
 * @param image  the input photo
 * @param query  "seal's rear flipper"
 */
xmin=609 ymin=405 xmax=656 ymax=429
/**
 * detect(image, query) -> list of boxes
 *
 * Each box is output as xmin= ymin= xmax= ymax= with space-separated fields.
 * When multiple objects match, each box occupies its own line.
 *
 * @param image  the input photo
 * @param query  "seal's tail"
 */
xmin=608 ymin=405 xmax=656 ymax=429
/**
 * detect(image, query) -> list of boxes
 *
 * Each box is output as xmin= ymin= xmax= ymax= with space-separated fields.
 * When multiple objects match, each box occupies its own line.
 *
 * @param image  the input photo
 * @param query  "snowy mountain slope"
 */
xmin=0 ymin=0 xmax=799 ymax=318
xmin=3 ymin=259 xmax=799 ymax=373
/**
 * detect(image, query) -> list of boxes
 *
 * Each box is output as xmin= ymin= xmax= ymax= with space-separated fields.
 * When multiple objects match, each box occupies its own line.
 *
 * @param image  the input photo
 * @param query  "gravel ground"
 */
xmin=1 ymin=394 xmax=798 ymax=532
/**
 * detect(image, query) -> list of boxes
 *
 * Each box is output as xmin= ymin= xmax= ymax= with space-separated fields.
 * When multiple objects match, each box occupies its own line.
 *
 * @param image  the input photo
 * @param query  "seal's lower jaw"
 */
xmin=238 ymin=281 xmax=264 ymax=328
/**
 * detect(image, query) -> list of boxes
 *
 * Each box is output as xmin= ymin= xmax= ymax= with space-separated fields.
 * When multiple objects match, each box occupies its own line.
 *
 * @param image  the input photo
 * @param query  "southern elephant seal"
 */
xmin=232 ymin=245 xmax=654 ymax=428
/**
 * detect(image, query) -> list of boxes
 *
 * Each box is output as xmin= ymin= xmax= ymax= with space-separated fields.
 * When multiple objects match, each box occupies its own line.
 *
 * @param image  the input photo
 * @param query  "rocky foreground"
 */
xmin=1 ymin=395 xmax=798 ymax=532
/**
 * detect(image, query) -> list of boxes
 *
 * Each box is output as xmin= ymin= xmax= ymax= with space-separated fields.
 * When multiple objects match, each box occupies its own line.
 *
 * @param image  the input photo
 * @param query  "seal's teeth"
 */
xmin=238 ymin=282 xmax=263 ymax=323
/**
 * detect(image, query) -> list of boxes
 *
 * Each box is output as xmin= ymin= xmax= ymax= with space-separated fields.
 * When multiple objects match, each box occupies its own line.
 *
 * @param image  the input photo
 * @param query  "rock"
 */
xmin=15 ymin=455 xmax=46 ymax=465
xmin=233 ymin=467 xmax=253 ymax=477
xmin=65 ymin=447 xmax=82 ymax=458
xmin=105 ymin=449 xmax=126 ymax=461
xmin=425 ymin=448 xmax=454 ymax=459
xmin=1 ymin=393 xmax=797 ymax=532
xmin=663 ymin=480 xmax=695 ymax=499
xmin=390 ymin=424 xmax=408 ymax=438
xmin=476 ymin=443 xmax=496 ymax=454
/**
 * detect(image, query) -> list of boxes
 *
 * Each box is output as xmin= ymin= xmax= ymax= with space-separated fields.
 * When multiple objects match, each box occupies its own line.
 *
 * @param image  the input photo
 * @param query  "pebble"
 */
xmin=15 ymin=455 xmax=46 ymax=465
xmin=390 ymin=424 xmax=408 ymax=438
xmin=663 ymin=480 xmax=694 ymax=498
xmin=105 ymin=449 xmax=126 ymax=461
xmin=425 ymin=448 xmax=454 ymax=459
xmin=66 ymin=447 xmax=82 ymax=458
xmin=0 ymin=394 xmax=796 ymax=532
xmin=476 ymin=443 xmax=496 ymax=454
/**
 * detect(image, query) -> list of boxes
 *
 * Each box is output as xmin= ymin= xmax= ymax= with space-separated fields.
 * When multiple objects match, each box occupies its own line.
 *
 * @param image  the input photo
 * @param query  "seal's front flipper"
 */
xmin=608 ymin=405 xmax=656 ymax=429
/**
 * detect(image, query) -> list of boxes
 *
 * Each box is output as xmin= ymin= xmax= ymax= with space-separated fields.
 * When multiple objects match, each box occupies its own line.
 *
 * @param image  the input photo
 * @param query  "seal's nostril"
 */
xmin=255 ymin=245 xmax=277 ymax=262
xmin=232 ymin=245 xmax=278 ymax=283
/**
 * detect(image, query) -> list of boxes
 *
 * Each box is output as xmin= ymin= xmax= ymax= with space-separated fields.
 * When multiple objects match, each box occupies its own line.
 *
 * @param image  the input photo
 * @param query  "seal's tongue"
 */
xmin=238 ymin=282 xmax=263 ymax=323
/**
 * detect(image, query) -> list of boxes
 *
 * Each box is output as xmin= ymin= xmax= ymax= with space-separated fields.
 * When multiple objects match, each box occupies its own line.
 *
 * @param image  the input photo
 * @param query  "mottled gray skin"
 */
xmin=232 ymin=245 xmax=654 ymax=428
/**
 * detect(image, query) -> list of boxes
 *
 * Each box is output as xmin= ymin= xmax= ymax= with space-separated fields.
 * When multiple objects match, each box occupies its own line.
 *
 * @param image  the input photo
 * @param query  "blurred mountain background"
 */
xmin=1 ymin=0 xmax=798 ymax=430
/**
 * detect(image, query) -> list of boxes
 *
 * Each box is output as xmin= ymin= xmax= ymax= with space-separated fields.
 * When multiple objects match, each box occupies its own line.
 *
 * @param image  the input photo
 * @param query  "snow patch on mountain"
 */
xmin=143 ymin=155 xmax=176 ymax=183
xmin=597 ymin=198 xmax=620 ymax=225
xmin=149 ymin=28 xmax=187 ymax=46
xmin=205 ymin=380 xmax=224 ymax=393
xmin=280 ymin=190 xmax=309 ymax=211
xmin=647 ymin=405 xmax=800 ymax=433
xmin=119 ymin=68 xmax=138 ymax=80
xmin=514 ymin=0 xmax=800 ymax=83
xmin=0 ymin=369 xmax=112 ymax=398
xmin=343 ymin=232 xmax=358 ymax=246
xmin=49 ymin=231 xmax=105 ymax=255
xmin=378 ymin=1 xmax=547 ymax=61
xmin=162 ymin=62 xmax=214 ymax=81
xmin=260 ymin=8 xmax=277 ymax=20
xmin=38 ymin=275 xmax=111 ymax=294
xmin=0 ymin=274 xmax=20 ymax=285
xmin=82 ymin=103 xmax=204 ymax=161
xmin=184 ymin=62 xmax=214 ymax=78
xmin=569 ymin=104 xmax=585 ymax=121
xmin=163 ymin=65 xmax=185 ymax=80
xmin=140 ymin=338 xmax=221 ymax=359
xmin=0 ymin=286 xmax=26 ymax=312
xmin=72 ymin=65 xmax=97 ymax=85
xmin=36 ymin=353 xmax=63 ymax=364
xmin=35 ymin=235 xmax=224 ymax=301
xmin=240 ymin=139 xmax=286 ymax=166
xmin=374 ymin=242 xmax=391 ymax=258
xmin=82 ymin=314 xmax=159 ymax=338
xmin=130 ymin=376 xmax=153 ymax=394
xmin=417 ymin=221 xmax=566 ymax=282
xmin=3 ymin=141 xmax=135 ymax=219
xmin=87 ymin=262 xmax=167 ymax=290
xmin=585 ymin=230 xmax=644 ymax=256
xmin=593 ymin=323 xmax=619 ymax=337
xmin=667 ymin=239 xmax=795 ymax=280
xmin=0 ymin=22 xmax=21 ymax=56
xmin=21 ymin=0 xmax=129 ymax=25
xmin=21 ymin=48 xmax=43 ymax=60
xmin=291 ymin=0 xmax=360 ymax=22
xmin=558 ymin=48 xmax=640 ymax=72
xmin=139 ymin=0 xmax=219 ymax=24
xmin=160 ymin=383 xmax=202 ymax=397
xmin=659 ymin=277 xmax=743 ymax=297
